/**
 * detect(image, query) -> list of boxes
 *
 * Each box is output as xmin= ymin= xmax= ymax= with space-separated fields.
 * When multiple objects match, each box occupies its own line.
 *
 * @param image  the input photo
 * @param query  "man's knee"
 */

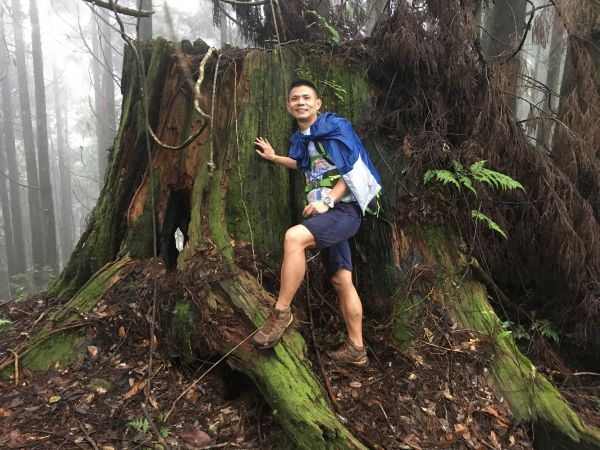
xmin=284 ymin=225 xmax=315 ymax=250
xmin=331 ymin=269 xmax=353 ymax=291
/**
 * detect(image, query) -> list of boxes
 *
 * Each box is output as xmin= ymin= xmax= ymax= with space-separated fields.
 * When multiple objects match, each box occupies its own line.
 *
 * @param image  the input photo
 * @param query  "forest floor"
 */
xmin=0 ymin=258 xmax=598 ymax=449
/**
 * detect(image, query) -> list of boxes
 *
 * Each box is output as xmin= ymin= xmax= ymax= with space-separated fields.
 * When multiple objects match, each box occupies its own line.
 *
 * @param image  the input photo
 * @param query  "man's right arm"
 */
xmin=255 ymin=137 xmax=297 ymax=169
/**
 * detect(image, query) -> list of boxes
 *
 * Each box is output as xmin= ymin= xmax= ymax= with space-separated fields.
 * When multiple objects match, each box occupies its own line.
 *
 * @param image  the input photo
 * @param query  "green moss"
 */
xmin=89 ymin=378 xmax=112 ymax=391
xmin=392 ymin=294 xmax=423 ymax=348
xmin=169 ymin=301 xmax=195 ymax=365
xmin=22 ymin=259 xmax=128 ymax=372
xmin=21 ymin=332 xmax=86 ymax=372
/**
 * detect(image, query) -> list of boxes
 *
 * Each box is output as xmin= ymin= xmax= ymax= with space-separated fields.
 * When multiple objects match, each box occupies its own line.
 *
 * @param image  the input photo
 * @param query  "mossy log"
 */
xmin=10 ymin=38 xmax=599 ymax=448
xmin=392 ymin=227 xmax=600 ymax=450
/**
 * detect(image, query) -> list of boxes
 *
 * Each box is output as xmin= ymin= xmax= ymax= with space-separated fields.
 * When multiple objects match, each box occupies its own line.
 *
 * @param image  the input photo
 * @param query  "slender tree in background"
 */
xmin=91 ymin=10 xmax=117 ymax=181
xmin=29 ymin=0 xmax=58 ymax=271
xmin=535 ymin=10 xmax=566 ymax=152
xmin=0 ymin=114 xmax=12 ymax=298
xmin=100 ymin=9 xmax=116 ymax=179
xmin=91 ymin=14 xmax=104 ymax=180
xmin=52 ymin=65 xmax=74 ymax=264
xmin=0 ymin=18 xmax=26 ymax=277
xmin=137 ymin=0 xmax=152 ymax=40
xmin=481 ymin=0 xmax=528 ymax=112
xmin=10 ymin=0 xmax=44 ymax=273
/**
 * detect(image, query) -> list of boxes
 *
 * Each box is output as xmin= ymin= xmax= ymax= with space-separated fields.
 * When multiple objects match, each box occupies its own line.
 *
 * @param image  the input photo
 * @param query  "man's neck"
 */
xmin=297 ymin=117 xmax=317 ymax=132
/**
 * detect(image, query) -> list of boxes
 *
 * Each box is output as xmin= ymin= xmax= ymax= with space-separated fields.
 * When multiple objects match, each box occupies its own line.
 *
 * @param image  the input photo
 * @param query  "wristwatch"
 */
xmin=322 ymin=196 xmax=334 ymax=209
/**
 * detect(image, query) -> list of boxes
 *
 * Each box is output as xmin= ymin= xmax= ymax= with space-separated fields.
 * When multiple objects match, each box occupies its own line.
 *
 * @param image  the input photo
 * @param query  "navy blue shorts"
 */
xmin=302 ymin=202 xmax=362 ymax=278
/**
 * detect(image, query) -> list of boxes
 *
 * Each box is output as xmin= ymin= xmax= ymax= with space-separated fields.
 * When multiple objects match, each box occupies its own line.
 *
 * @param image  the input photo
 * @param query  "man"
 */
xmin=252 ymin=79 xmax=381 ymax=366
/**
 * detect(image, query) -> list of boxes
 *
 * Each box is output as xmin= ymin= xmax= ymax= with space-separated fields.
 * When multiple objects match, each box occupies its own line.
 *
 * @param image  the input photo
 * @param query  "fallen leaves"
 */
xmin=124 ymin=379 xmax=148 ymax=400
xmin=180 ymin=427 xmax=214 ymax=447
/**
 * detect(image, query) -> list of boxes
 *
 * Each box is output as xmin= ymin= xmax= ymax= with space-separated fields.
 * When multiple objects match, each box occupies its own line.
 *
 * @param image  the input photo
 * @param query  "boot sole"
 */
xmin=331 ymin=356 xmax=369 ymax=367
xmin=252 ymin=314 xmax=294 ymax=350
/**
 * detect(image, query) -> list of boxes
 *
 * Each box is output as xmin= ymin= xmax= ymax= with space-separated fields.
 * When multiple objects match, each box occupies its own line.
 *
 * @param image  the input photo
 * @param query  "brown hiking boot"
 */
xmin=327 ymin=340 xmax=369 ymax=367
xmin=251 ymin=307 xmax=293 ymax=349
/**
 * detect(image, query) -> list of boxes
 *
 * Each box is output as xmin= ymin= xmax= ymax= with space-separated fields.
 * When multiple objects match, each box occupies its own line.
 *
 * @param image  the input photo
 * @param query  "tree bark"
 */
xmin=137 ymin=0 xmax=152 ymax=40
xmin=10 ymin=0 xmax=44 ymax=273
xmin=29 ymin=0 xmax=58 ymax=272
xmin=0 ymin=34 xmax=26 ymax=276
xmin=52 ymin=65 xmax=75 ymax=265
xmin=0 ymin=117 xmax=13 ymax=298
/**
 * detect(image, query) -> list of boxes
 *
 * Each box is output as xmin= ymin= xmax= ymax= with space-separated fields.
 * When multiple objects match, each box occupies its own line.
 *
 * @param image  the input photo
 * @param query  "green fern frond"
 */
xmin=423 ymin=169 xmax=461 ymax=190
xmin=469 ymin=161 xmax=524 ymax=191
xmin=458 ymin=176 xmax=477 ymax=195
xmin=471 ymin=210 xmax=507 ymax=238
xmin=128 ymin=418 xmax=150 ymax=434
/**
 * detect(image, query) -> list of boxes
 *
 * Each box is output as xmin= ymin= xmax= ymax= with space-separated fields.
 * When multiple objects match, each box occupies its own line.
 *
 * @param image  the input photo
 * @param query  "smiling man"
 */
xmin=252 ymin=79 xmax=381 ymax=366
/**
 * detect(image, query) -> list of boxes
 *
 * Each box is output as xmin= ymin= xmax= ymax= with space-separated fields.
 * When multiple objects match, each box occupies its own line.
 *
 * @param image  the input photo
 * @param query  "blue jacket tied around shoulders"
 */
xmin=289 ymin=112 xmax=382 ymax=215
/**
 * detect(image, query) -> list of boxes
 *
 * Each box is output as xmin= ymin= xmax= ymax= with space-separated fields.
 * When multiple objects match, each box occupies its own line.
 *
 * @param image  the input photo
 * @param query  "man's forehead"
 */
xmin=288 ymin=86 xmax=317 ymax=98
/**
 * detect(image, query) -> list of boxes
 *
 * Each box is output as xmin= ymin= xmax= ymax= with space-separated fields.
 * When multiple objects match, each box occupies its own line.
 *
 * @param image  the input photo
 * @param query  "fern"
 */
xmin=471 ymin=210 xmax=507 ymax=239
xmin=128 ymin=418 xmax=150 ymax=434
xmin=469 ymin=160 xmax=524 ymax=191
xmin=423 ymin=169 xmax=460 ymax=190
xmin=531 ymin=319 xmax=559 ymax=344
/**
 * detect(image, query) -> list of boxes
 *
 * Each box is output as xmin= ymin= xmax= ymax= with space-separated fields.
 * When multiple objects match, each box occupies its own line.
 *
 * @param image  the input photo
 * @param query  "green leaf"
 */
xmin=307 ymin=10 xmax=340 ymax=43
xmin=48 ymin=395 xmax=61 ymax=404
xmin=471 ymin=210 xmax=507 ymax=239
xmin=128 ymin=418 xmax=150 ymax=434
xmin=424 ymin=169 xmax=461 ymax=190
xmin=497 ymin=330 xmax=512 ymax=340
xmin=345 ymin=2 xmax=355 ymax=20
xmin=0 ymin=318 xmax=13 ymax=331
xmin=458 ymin=175 xmax=477 ymax=195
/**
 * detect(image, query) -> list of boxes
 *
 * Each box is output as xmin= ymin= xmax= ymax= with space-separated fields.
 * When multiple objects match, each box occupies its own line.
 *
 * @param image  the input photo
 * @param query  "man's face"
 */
xmin=286 ymin=85 xmax=322 ymax=125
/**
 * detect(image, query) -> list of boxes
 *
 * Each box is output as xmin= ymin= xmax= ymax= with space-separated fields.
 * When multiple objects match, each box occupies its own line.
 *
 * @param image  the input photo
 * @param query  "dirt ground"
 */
xmin=0 ymin=259 xmax=597 ymax=449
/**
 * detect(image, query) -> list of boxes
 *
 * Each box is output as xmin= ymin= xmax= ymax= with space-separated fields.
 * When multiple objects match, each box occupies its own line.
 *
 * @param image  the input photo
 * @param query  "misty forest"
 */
xmin=0 ymin=0 xmax=599 ymax=448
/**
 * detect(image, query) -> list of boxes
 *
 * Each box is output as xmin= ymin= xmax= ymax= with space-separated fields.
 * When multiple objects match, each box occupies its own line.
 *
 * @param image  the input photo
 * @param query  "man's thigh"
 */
xmin=302 ymin=202 xmax=361 ymax=249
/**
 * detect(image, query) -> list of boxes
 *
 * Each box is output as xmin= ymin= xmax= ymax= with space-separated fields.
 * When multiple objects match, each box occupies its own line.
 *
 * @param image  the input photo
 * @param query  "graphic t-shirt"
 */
xmin=302 ymin=128 xmax=355 ymax=204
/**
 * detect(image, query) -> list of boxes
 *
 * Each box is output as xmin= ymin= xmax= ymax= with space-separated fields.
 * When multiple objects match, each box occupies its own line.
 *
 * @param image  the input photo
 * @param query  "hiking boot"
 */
xmin=327 ymin=340 xmax=369 ymax=367
xmin=251 ymin=307 xmax=293 ymax=349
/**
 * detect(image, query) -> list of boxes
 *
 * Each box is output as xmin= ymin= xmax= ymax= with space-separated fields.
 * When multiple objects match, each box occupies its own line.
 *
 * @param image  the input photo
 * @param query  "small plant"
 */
xmin=424 ymin=159 xmax=524 ymax=238
xmin=500 ymin=319 xmax=558 ymax=344
xmin=321 ymin=79 xmax=347 ymax=103
xmin=128 ymin=418 xmax=150 ymax=434
xmin=0 ymin=318 xmax=12 ymax=331
xmin=307 ymin=10 xmax=340 ymax=43
xmin=531 ymin=319 xmax=559 ymax=345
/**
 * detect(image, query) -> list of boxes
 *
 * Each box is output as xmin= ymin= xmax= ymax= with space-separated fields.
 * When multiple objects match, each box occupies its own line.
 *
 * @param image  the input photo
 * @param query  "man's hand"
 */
xmin=255 ymin=137 xmax=277 ymax=162
xmin=303 ymin=201 xmax=330 ymax=217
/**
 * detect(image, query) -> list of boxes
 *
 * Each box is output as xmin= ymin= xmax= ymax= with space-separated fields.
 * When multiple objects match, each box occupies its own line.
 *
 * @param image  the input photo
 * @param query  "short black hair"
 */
xmin=287 ymin=79 xmax=319 ymax=98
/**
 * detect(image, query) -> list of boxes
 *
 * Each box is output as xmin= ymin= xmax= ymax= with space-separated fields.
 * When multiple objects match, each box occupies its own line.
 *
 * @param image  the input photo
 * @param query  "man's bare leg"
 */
xmin=331 ymin=269 xmax=364 ymax=347
xmin=274 ymin=224 xmax=316 ymax=310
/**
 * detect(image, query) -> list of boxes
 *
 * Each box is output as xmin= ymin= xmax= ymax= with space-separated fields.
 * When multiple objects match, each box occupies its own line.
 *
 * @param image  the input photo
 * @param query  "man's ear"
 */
xmin=285 ymin=100 xmax=293 ymax=114
xmin=316 ymin=98 xmax=322 ymax=110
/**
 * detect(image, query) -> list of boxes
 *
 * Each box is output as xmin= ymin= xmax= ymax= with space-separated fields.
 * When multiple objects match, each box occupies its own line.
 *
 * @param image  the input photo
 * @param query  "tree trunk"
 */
xmin=52 ymin=65 xmax=75 ymax=265
xmin=535 ymin=10 xmax=567 ymax=152
xmin=0 ymin=34 xmax=26 ymax=276
xmin=0 ymin=120 xmax=13 ymax=298
xmin=92 ymin=14 xmax=106 ymax=181
xmin=137 ymin=0 xmax=152 ymax=40
xmin=481 ymin=0 xmax=528 ymax=113
xmin=10 ymin=0 xmax=44 ymax=274
xmin=29 ymin=0 xmax=58 ymax=272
